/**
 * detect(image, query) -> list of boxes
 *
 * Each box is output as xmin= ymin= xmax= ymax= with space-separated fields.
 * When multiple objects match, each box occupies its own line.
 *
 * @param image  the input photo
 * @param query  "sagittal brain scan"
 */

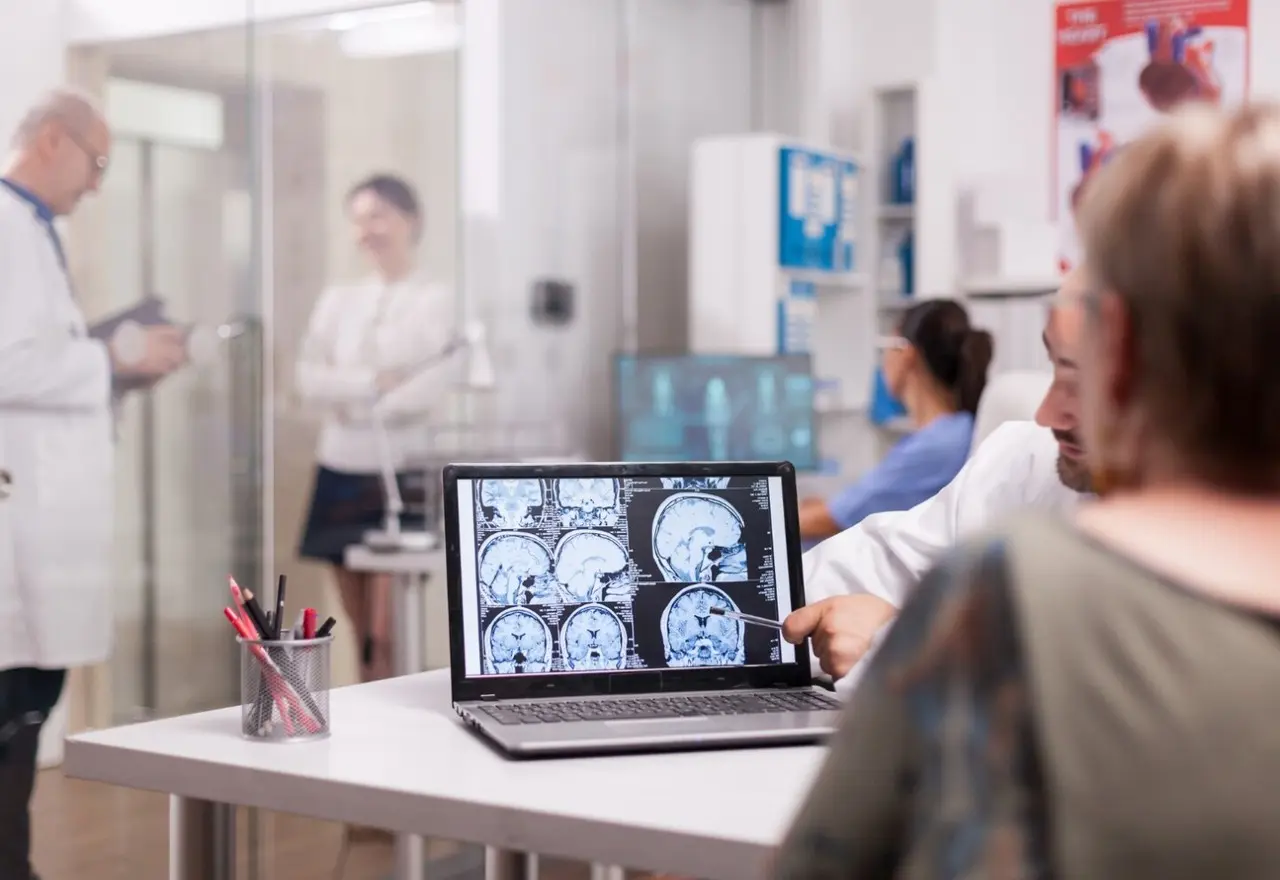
xmin=477 ymin=479 xmax=544 ymax=528
xmin=660 ymin=477 xmax=730 ymax=490
xmin=554 ymin=478 xmax=620 ymax=528
xmin=478 ymin=532 xmax=563 ymax=605
xmin=484 ymin=607 xmax=553 ymax=674
xmin=652 ymin=493 xmax=749 ymax=583
xmin=554 ymin=530 xmax=632 ymax=603
xmin=660 ymin=585 xmax=745 ymax=667
xmin=560 ymin=604 xmax=627 ymax=671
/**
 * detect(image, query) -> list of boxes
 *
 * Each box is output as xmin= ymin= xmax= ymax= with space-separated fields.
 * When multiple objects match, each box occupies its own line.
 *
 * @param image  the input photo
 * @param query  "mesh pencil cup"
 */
xmin=238 ymin=634 xmax=332 ymax=742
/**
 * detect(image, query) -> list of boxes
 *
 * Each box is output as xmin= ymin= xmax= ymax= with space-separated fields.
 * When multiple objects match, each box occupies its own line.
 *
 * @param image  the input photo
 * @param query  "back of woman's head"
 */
xmin=1077 ymin=102 xmax=1280 ymax=493
xmin=900 ymin=299 xmax=994 ymax=414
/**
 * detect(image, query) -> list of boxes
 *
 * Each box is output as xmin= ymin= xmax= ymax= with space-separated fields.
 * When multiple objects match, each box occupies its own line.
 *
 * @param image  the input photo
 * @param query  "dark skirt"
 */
xmin=298 ymin=465 xmax=427 ymax=566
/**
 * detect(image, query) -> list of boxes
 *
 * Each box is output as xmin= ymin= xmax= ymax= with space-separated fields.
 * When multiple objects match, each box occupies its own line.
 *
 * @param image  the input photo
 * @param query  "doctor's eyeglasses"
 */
xmin=65 ymin=128 xmax=109 ymax=178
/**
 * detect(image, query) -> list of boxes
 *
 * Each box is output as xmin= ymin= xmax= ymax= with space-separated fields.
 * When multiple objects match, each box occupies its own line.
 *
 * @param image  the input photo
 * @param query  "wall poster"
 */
xmin=1054 ymin=0 xmax=1250 ymax=272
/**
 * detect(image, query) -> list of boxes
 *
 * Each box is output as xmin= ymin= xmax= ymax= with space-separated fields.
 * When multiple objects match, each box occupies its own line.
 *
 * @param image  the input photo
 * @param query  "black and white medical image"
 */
xmin=553 ymin=478 xmax=621 ymax=527
xmin=553 ymin=530 xmax=633 ymax=603
xmin=660 ymin=477 xmax=730 ymax=490
xmin=660 ymin=585 xmax=744 ymax=667
xmin=650 ymin=492 xmax=748 ymax=583
xmin=477 ymin=478 xmax=545 ymax=528
xmin=483 ymin=607 xmax=553 ymax=674
xmin=559 ymin=603 xmax=629 ymax=671
xmin=478 ymin=532 xmax=564 ymax=605
xmin=630 ymin=581 xmax=784 ymax=669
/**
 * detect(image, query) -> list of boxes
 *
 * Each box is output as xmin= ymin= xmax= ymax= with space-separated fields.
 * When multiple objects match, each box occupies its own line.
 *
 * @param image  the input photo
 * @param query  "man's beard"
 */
xmin=1052 ymin=429 xmax=1093 ymax=492
xmin=1056 ymin=453 xmax=1093 ymax=492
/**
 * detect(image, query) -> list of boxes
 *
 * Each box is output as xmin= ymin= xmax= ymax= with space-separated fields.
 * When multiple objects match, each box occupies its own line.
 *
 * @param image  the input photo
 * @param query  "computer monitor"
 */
xmin=443 ymin=462 xmax=804 ymax=692
xmin=614 ymin=353 xmax=817 ymax=470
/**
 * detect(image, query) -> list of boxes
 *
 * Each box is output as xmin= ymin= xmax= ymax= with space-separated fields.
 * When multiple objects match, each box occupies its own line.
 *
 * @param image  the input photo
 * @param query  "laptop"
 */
xmin=442 ymin=460 xmax=844 ymax=758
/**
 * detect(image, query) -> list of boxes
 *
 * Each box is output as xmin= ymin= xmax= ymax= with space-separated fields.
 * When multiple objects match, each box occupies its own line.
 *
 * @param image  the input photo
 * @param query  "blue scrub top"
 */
xmin=827 ymin=410 xmax=975 ymax=531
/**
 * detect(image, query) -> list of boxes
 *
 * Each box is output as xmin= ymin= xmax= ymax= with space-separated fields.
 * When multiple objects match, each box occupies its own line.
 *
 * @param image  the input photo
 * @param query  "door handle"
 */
xmin=0 ymin=468 xmax=10 ymax=500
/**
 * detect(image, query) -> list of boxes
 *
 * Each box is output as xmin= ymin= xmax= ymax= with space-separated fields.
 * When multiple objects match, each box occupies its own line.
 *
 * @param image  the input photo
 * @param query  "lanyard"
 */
xmin=0 ymin=178 xmax=66 ymax=269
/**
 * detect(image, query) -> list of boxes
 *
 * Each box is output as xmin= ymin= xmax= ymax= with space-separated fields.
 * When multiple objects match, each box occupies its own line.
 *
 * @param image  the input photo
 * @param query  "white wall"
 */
xmin=68 ymin=0 xmax=388 ymax=44
xmin=0 ymin=0 xmax=68 ymax=142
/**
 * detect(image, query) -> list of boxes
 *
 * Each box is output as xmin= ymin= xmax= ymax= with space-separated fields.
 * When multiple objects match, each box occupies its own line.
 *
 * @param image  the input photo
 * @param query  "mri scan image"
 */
xmin=652 ymin=493 xmax=749 ymax=583
xmin=660 ymin=477 xmax=731 ymax=490
xmin=559 ymin=604 xmax=627 ymax=671
xmin=660 ymin=585 xmax=745 ymax=667
xmin=554 ymin=478 xmax=621 ymax=528
xmin=477 ymin=532 xmax=563 ymax=605
xmin=483 ymin=607 xmax=553 ymax=675
xmin=554 ymin=530 xmax=633 ymax=603
xmin=477 ymin=479 xmax=545 ymax=528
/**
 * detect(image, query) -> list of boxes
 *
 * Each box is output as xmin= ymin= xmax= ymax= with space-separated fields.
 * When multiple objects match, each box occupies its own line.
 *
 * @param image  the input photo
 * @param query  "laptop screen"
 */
xmin=453 ymin=472 xmax=798 ymax=679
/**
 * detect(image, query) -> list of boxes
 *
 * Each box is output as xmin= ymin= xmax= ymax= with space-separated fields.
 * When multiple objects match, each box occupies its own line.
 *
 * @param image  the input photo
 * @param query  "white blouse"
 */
xmin=295 ymin=276 xmax=460 ymax=473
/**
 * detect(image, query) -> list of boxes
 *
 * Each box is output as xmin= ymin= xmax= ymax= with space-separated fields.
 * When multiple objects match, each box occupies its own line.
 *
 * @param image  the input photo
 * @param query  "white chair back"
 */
xmin=971 ymin=370 xmax=1053 ymax=456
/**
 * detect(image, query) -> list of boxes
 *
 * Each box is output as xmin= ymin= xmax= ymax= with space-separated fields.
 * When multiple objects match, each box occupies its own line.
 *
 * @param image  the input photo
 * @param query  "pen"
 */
xmin=231 ymin=578 xmax=272 ymax=638
xmin=273 ymin=574 xmax=288 ymax=640
xmin=303 ymin=608 xmax=317 ymax=640
xmin=709 ymin=606 xmax=784 ymax=631
xmin=315 ymin=616 xmax=337 ymax=638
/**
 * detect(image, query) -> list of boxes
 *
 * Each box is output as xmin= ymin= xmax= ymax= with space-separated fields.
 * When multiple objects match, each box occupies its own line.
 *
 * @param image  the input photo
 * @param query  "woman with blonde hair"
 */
xmin=773 ymin=102 xmax=1280 ymax=878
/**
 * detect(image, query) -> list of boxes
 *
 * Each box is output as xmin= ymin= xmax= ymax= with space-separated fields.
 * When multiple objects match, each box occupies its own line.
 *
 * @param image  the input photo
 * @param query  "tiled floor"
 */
xmin=31 ymin=768 xmax=598 ymax=879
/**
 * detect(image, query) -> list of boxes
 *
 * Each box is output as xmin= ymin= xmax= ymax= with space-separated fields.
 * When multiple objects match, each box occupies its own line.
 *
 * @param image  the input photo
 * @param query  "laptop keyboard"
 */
xmin=476 ymin=690 xmax=842 ymax=725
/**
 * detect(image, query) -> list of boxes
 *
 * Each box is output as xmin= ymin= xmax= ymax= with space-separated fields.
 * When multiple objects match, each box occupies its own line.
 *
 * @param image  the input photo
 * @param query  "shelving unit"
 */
xmin=688 ymin=133 xmax=868 ymax=475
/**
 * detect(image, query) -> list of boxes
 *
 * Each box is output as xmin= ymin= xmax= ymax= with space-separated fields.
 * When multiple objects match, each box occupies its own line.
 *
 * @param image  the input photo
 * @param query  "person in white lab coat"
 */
xmin=296 ymin=174 xmax=459 ymax=684
xmin=782 ymin=269 xmax=1095 ymax=688
xmin=0 ymin=88 xmax=186 ymax=880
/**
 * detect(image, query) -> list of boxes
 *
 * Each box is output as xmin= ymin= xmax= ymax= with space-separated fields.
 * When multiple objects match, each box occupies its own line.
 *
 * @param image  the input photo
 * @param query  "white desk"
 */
xmin=64 ymin=671 xmax=825 ymax=880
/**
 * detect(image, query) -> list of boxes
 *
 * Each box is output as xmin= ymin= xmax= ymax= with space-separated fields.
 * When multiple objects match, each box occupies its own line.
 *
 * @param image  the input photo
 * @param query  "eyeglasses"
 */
xmin=65 ymin=128 xmax=109 ymax=177
xmin=876 ymin=335 xmax=909 ymax=351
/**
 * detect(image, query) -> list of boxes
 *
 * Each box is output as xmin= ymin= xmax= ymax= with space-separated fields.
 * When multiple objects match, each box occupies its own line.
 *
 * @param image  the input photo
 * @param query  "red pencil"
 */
xmin=303 ymin=607 xmax=317 ymax=640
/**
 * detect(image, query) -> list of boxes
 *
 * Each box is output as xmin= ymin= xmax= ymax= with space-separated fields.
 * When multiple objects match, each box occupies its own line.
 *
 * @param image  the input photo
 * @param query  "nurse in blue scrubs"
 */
xmin=799 ymin=299 xmax=993 ymax=542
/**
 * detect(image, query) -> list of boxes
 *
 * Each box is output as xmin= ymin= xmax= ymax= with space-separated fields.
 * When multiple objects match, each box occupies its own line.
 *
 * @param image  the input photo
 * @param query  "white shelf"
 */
xmin=962 ymin=276 xmax=1058 ymax=297
xmin=878 ymin=203 xmax=915 ymax=221
xmin=789 ymin=269 xmax=868 ymax=288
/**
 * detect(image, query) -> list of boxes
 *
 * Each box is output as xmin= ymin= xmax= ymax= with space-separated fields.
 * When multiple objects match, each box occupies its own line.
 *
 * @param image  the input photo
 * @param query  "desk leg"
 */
xmin=394 ymin=832 xmax=425 ymax=879
xmin=391 ymin=572 xmax=426 ymax=677
xmin=485 ymin=849 xmax=537 ymax=880
xmin=169 ymin=795 xmax=235 ymax=880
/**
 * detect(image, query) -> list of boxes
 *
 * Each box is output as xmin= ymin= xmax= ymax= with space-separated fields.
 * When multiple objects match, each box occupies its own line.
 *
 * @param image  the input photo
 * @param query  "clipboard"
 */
xmin=87 ymin=296 xmax=176 ymax=394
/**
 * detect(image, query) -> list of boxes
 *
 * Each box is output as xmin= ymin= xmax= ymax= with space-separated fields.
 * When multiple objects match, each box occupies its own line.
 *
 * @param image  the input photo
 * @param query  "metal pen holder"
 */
xmin=238 ymin=635 xmax=333 ymax=742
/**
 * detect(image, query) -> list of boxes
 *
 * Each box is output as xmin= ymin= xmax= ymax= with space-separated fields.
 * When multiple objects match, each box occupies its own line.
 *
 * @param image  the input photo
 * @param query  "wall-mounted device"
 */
xmin=530 ymin=278 xmax=574 ymax=326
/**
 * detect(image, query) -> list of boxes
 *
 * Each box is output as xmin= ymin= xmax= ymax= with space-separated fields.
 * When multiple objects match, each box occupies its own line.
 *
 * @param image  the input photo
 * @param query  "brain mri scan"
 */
xmin=554 ymin=478 xmax=620 ymax=528
xmin=660 ymin=585 xmax=745 ymax=667
xmin=554 ymin=530 xmax=632 ymax=603
xmin=660 ymin=477 xmax=731 ymax=490
xmin=652 ymin=493 xmax=749 ymax=583
xmin=477 ymin=532 xmax=564 ymax=605
xmin=559 ymin=604 xmax=627 ymax=671
xmin=483 ymin=607 xmax=553 ymax=675
xmin=477 ymin=479 xmax=545 ymax=528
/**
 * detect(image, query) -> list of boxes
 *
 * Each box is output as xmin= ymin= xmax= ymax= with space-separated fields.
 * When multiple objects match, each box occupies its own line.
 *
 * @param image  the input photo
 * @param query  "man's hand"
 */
xmin=110 ymin=323 xmax=188 ymax=379
xmin=781 ymin=595 xmax=898 ymax=680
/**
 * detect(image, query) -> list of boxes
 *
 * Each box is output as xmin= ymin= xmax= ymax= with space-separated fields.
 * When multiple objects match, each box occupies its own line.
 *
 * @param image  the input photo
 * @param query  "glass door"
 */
xmin=100 ymin=93 xmax=262 ymax=721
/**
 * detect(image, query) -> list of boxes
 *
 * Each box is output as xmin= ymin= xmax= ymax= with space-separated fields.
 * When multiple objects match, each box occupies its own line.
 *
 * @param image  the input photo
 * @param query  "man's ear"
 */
xmin=1097 ymin=290 xmax=1137 ymax=410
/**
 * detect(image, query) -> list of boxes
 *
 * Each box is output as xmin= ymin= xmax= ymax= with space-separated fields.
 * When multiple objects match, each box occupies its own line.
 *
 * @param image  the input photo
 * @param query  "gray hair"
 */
xmin=11 ymin=87 xmax=104 ymax=148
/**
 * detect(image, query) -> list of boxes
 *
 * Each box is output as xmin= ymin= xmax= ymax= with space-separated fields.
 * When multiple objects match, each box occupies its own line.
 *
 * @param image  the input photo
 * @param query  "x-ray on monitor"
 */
xmin=614 ymin=354 xmax=816 ymax=470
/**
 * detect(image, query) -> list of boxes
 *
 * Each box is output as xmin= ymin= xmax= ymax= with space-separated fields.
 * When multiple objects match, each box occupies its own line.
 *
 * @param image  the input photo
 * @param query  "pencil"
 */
xmin=709 ymin=606 xmax=784 ymax=631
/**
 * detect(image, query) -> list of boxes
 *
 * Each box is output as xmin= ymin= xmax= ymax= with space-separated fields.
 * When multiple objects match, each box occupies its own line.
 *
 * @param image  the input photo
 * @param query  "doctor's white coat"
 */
xmin=0 ymin=186 xmax=114 ymax=671
xmin=802 ymin=420 xmax=1082 ymax=689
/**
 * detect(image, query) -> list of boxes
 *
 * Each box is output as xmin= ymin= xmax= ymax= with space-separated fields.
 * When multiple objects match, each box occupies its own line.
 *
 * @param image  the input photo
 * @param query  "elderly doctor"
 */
xmin=782 ymin=269 xmax=1095 ymax=688
xmin=0 ymin=88 xmax=186 ymax=879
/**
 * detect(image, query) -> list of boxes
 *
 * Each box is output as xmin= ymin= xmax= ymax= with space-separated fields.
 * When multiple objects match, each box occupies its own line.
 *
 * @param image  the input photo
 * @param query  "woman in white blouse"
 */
xmin=296 ymin=174 xmax=458 ymax=682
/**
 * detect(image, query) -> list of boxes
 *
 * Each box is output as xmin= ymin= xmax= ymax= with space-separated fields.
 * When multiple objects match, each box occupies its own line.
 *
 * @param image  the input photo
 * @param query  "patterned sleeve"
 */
xmin=771 ymin=537 xmax=1049 ymax=880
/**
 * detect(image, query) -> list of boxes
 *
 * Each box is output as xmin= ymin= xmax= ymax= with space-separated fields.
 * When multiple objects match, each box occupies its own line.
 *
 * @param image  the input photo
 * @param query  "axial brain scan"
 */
xmin=652 ymin=493 xmax=749 ymax=583
xmin=554 ymin=530 xmax=632 ymax=603
xmin=483 ymin=607 xmax=552 ymax=674
xmin=478 ymin=532 xmax=563 ymax=605
xmin=660 ymin=477 xmax=730 ymax=490
xmin=660 ymin=585 xmax=745 ymax=667
xmin=554 ymin=478 xmax=620 ymax=528
xmin=478 ymin=479 xmax=544 ymax=528
xmin=560 ymin=604 xmax=627 ymax=671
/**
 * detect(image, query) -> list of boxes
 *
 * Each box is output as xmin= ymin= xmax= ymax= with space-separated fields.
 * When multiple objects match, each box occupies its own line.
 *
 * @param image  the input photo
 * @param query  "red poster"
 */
xmin=1054 ymin=0 xmax=1250 ymax=271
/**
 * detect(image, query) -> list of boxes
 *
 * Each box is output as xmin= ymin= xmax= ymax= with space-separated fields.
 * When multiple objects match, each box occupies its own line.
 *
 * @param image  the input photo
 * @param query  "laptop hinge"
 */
xmin=479 ymin=694 xmax=499 ymax=701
